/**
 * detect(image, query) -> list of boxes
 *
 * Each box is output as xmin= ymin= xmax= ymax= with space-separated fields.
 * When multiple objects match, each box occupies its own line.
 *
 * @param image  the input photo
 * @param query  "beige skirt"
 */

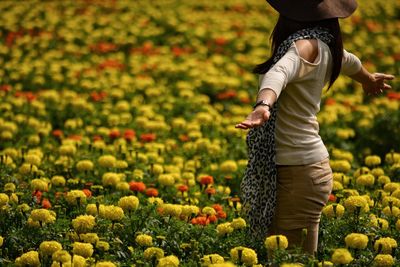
xmin=270 ymin=157 xmax=333 ymax=230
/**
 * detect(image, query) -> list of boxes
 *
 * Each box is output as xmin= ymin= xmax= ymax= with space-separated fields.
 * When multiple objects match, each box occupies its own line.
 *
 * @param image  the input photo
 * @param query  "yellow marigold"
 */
xmin=201 ymin=254 xmax=225 ymax=265
xmin=0 ymin=236 xmax=3 ymax=247
xmin=0 ymin=193 xmax=9 ymax=206
xmin=118 ymin=195 xmax=139 ymax=211
xmin=318 ymin=261 xmax=333 ymax=267
xmin=181 ymin=205 xmax=200 ymax=217
xmin=332 ymin=181 xmax=343 ymax=191
xmin=230 ymin=246 xmax=258 ymax=265
xmin=378 ymin=176 xmax=391 ymax=185
xmin=333 ymin=173 xmax=350 ymax=185
xmin=281 ymin=264 xmax=304 ymax=267
xmin=344 ymin=233 xmax=369 ymax=249
xmin=30 ymin=209 xmax=56 ymax=224
xmin=220 ymin=160 xmax=238 ymax=173
xmin=19 ymin=163 xmax=38 ymax=175
xmin=148 ymin=197 xmax=164 ymax=205
xmin=396 ymin=219 xmax=400 ymax=231
xmin=331 ymin=149 xmax=354 ymax=162
xmin=353 ymin=167 xmax=370 ymax=178
xmin=371 ymin=168 xmax=385 ymax=177
xmin=95 ymin=261 xmax=117 ymax=267
xmin=31 ymin=179 xmax=49 ymax=192
xmin=231 ymin=218 xmax=246 ymax=230
xmin=51 ymin=176 xmax=66 ymax=187
xmin=59 ymin=145 xmax=76 ymax=156
xmin=158 ymin=174 xmax=175 ymax=186
xmin=76 ymin=160 xmax=94 ymax=172
xmin=72 ymin=215 xmax=96 ymax=233
xmin=100 ymin=205 xmax=125 ymax=221
xmin=4 ymin=182 xmax=16 ymax=193
xmin=331 ymin=248 xmax=353 ymax=265
xmin=265 ymin=235 xmax=288 ymax=250
xmin=25 ymin=154 xmax=41 ymax=166
xmin=336 ymin=128 xmax=355 ymax=139
xmin=382 ymin=206 xmax=400 ymax=217
xmin=15 ymin=251 xmax=40 ymax=267
xmin=374 ymin=237 xmax=397 ymax=254
xmin=385 ymin=152 xmax=400 ymax=165
xmin=376 ymin=218 xmax=389 ymax=230
xmin=343 ymin=196 xmax=369 ymax=213
xmin=39 ymin=241 xmax=62 ymax=256
xmin=102 ymin=172 xmax=121 ymax=187
xmin=383 ymin=182 xmax=400 ymax=193
xmin=356 ymin=174 xmax=375 ymax=187
xmin=98 ymin=155 xmax=117 ymax=168
xmin=217 ymin=223 xmax=234 ymax=236
xmin=65 ymin=190 xmax=87 ymax=205
xmin=161 ymin=204 xmax=182 ymax=217
xmin=322 ymin=204 xmax=345 ymax=218
xmin=79 ymin=233 xmax=99 ymax=244
xmin=96 ymin=241 xmax=110 ymax=251
xmin=116 ymin=181 xmax=130 ymax=191
xmin=52 ymin=250 xmax=71 ymax=263
xmin=382 ymin=196 xmax=400 ymax=208
xmin=72 ymin=255 xmax=86 ymax=267
xmin=209 ymin=262 xmax=236 ymax=267
xmin=143 ymin=247 xmax=164 ymax=260
xmin=342 ymin=189 xmax=360 ymax=197
xmin=115 ymin=160 xmax=128 ymax=169
xmin=202 ymin=206 xmax=216 ymax=216
xmin=72 ymin=242 xmax=94 ymax=258
xmin=373 ymin=254 xmax=394 ymax=267
xmin=329 ymin=160 xmax=351 ymax=173
xmin=157 ymin=255 xmax=180 ymax=267
xmin=136 ymin=234 xmax=153 ymax=246
xmin=365 ymin=155 xmax=381 ymax=167
xmin=133 ymin=169 xmax=144 ymax=179
xmin=86 ymin=204 xmax=99 ymax=216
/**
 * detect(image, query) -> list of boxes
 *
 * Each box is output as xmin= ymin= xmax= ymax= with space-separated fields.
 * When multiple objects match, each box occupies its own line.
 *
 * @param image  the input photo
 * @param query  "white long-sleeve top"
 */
xmin=259 ymin=39 xmax=362 ymax=165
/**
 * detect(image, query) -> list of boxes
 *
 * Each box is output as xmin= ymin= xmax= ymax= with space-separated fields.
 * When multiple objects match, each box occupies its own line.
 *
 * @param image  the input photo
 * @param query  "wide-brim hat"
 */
xmin=266 ymin=0 xmax=358 ymax=22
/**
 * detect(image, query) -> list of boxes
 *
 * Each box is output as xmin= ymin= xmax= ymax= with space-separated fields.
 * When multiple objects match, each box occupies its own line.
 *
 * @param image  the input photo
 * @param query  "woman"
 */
xmin=235 ymin=0 xmax=394 ymax=255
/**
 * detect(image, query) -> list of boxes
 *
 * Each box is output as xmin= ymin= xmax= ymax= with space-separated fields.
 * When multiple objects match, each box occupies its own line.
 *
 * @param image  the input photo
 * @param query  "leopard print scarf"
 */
xmin=240 ymin=27 xmax=334 ymax=240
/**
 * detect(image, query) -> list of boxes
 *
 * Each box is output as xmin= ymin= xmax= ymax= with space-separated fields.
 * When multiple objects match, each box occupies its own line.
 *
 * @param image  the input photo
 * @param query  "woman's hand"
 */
xmin=235 ymin=106 xmax=271 ymax=129
xmin=361 ymin=73 xmax=394 ymax=96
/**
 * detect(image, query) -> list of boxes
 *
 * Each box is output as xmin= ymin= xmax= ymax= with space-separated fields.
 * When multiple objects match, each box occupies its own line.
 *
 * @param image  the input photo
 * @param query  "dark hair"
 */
xmin=253 ymin=15 xmax=343 ymax=89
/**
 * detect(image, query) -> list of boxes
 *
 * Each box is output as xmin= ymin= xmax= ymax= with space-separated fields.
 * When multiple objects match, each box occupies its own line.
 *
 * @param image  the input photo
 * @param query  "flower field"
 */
xmin=0 ymin=0 xmax=399 ymax=266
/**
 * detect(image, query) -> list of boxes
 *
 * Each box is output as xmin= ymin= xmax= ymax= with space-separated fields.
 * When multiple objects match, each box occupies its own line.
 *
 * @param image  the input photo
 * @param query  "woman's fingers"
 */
xmin=375 ymin=73 xmax=395 ymax=81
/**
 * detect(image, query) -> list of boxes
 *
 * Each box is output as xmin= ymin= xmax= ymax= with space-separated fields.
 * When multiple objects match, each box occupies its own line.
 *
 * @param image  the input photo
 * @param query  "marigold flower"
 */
xmin=72 ymin=255 xmax=86 ymax=267
xmin=129 ymin=181 xmax=147 ymax=192
xmin=329 ymin=160 xmax=351 ymax=173
xmin=343 ymin=196 xmax=369 ymax=212
xmin=230 ymin=246 xmax=258 ymax=265
xmin=378 ymin=175 xmax=391 ymax=185
xmin=31 ymin=179 xmax=48 ymax=192
xmin=365 ymin=155 xmax=381 ymax=167
xmin=231 ymin=218 xmax=246 ymax=229
xmin=0 ymin=236 xmax=3 ymax=247
xmin=374 ymin=237 xmax=397 ymax=254
xmin=220 ymin=160 xmax=238 ymax=173
xmin=135 ymin=234 xmax=153 ymax=246
xmin=65 ymin=190 xmax=87 ymax=205
xmin=200 ymin=175 xmax=214 ymax=185
xmin=344 ymin=233 xmax=369 ymax=249
xmin=331 ymin=248 xmax=353 ymax=265
xmin=371 ymin=167 xmax=385 ymax=177
xmin=59 ymin=144 xmax=76 ymax=156
xmin=202 ymin=254 xmax=225 ymax=265
xmin=217 ymin=222 xmax=234 ymax=236
xmin=177 ymin=184 xmax=189 ymax=192
xmin=265 ymin=235 xmax=288 ymax=250
xmin=0 ymin=193 xmax=9 ymax=206
xmin=356 ymin=174 xmax=375 ymax=187
xmin=383 ymin=182 xmax=400 ymax=193
xmin=373 ymin=254 xmax=394 ymax=267
xmin=205 ymin=187 xmax=217 ymax=195
xmin=76 ymin=160 xmax=94 ymax=172
xmin=148 ymin=197 xmax=164 ymax=205
xmin=96 ymin=241 xmax=110 ymax=251
xmin=143 ymin=247 xmax=164 ymax=260
xmin=202 ymin=206 xmax=216 ymax=216
xmin=385 ymin=152 xmax=400 ymax=165
xmin=322 ymin=204 xmax=345 ymax=218
xmin=30 ymin=209 xmax=56 ymax=224
xmin=15 ymin=251 xmax=40 ymax=267
xmin=39 ymin=241 xmax=62 ymax=256
xmin=98 ymin=155 xmax=117 ymax=168
xmin=79 ymin=233 xmax=99 ymax=244
xmin=72 ymin=242 xmax=94 ymax=258
xmin=157 ymin=255 xmax=179 ymax=267
xmin=396 ymin=219 xmax=400 ymax=231
xmin=158 ymin=174 xmax=175 ymax=186
xmin=100 ymin=205 xmax=125 ymax=221
xmin=280 ymin=264 xmax=304 ymax=267
xmin=4 ymin=182 xmax=16 ymax=193
xmin=102 ymin=172 xmax=121 ymax=187
xmin=72 ymin=215 xmax=96 ymax=233
xmin=52 ymin=250 xmax=71 ymax=263
xmin=51 ymin=176 xmax=66 ymax=187
xmin=382 ymin=206 xmax=400 ymax=217
xmin=25 ymin=154 xmax=41 ymax=166
xmin=118 ymin=195 xmax=140 ymax=211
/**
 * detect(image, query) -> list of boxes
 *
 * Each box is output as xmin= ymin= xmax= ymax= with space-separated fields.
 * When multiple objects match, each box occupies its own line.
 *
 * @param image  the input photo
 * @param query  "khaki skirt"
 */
xmin=270 ymin=157 xmax=333 ymax=230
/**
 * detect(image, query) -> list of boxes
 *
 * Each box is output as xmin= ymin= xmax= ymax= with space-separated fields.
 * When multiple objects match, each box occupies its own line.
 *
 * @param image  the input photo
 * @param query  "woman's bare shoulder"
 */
xmin=294 ymin=39 xmax=319 ymax=63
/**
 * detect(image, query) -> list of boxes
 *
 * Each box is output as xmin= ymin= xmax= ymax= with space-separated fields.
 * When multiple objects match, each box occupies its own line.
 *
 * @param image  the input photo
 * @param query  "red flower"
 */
xmin=217 ymin=210 xmax=227 ymax=219
xmin=177 ymin=185 xmax=189 ymax=193
xmin=82 ymin=189 xmax=92 ymax=198
xmin=179 ymin=134 xmax=190 ymax=142
xmin=214 ymin=37 xmax=227 ymax=46
xmin=205 ymin=187 xmax=216 ymax=195
xmin=124 ymin=129 xmax=136 ymax=141
xmin=212 ymin=204 xmax=223 ymax=212
xmin=325 ymin=98 xmax=336 ymax=106
xmin=52 ymin=129 xmax=63 ymax=138
xmin=0 ymin=84 xmax=11 ymax=92
xmin=146 ymin=188 xmax=159 ymax=197
xmin=200 ymin=175 xmax=214 ymax=185
xmin=42 ymin=198 xmax=52 ymax=209
xmin=32 ymin=190 xmax=42 ymax=204
xmin=140 ymin=133 xmax=156 ymax=142
xmin=387 ymin=92 xmax=400 ymax=100
xmin=129 ymin=181 xmax=146 ymax=192
xmin=68 ymin=134 xmax=82 ymax=141
xmin=93 ymin=135 xmax=103 ymax=142
xmin=216 ymin=90 xmax=237 ymax=100
xmin=208 ymin=214 xmax=218 ymax=223
xmin=191 ymin=216 xmax=210 ymax=226
xmin=109 ymin=129 xmax=120 ymax=139
xmin=328 ymin=193 xmax=336 ymax=202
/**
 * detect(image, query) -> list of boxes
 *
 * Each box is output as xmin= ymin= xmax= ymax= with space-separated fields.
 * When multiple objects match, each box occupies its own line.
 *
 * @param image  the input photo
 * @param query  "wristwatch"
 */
xmin=253 ymin=99 xmax=272 ymax=110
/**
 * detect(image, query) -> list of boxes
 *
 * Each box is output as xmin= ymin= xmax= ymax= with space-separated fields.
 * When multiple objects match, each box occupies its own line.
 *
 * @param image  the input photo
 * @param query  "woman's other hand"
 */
xmin=235 ymin=106 xmax=271 ymax=129
xmin=362 ymin=73 xmax=394 ymax=96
